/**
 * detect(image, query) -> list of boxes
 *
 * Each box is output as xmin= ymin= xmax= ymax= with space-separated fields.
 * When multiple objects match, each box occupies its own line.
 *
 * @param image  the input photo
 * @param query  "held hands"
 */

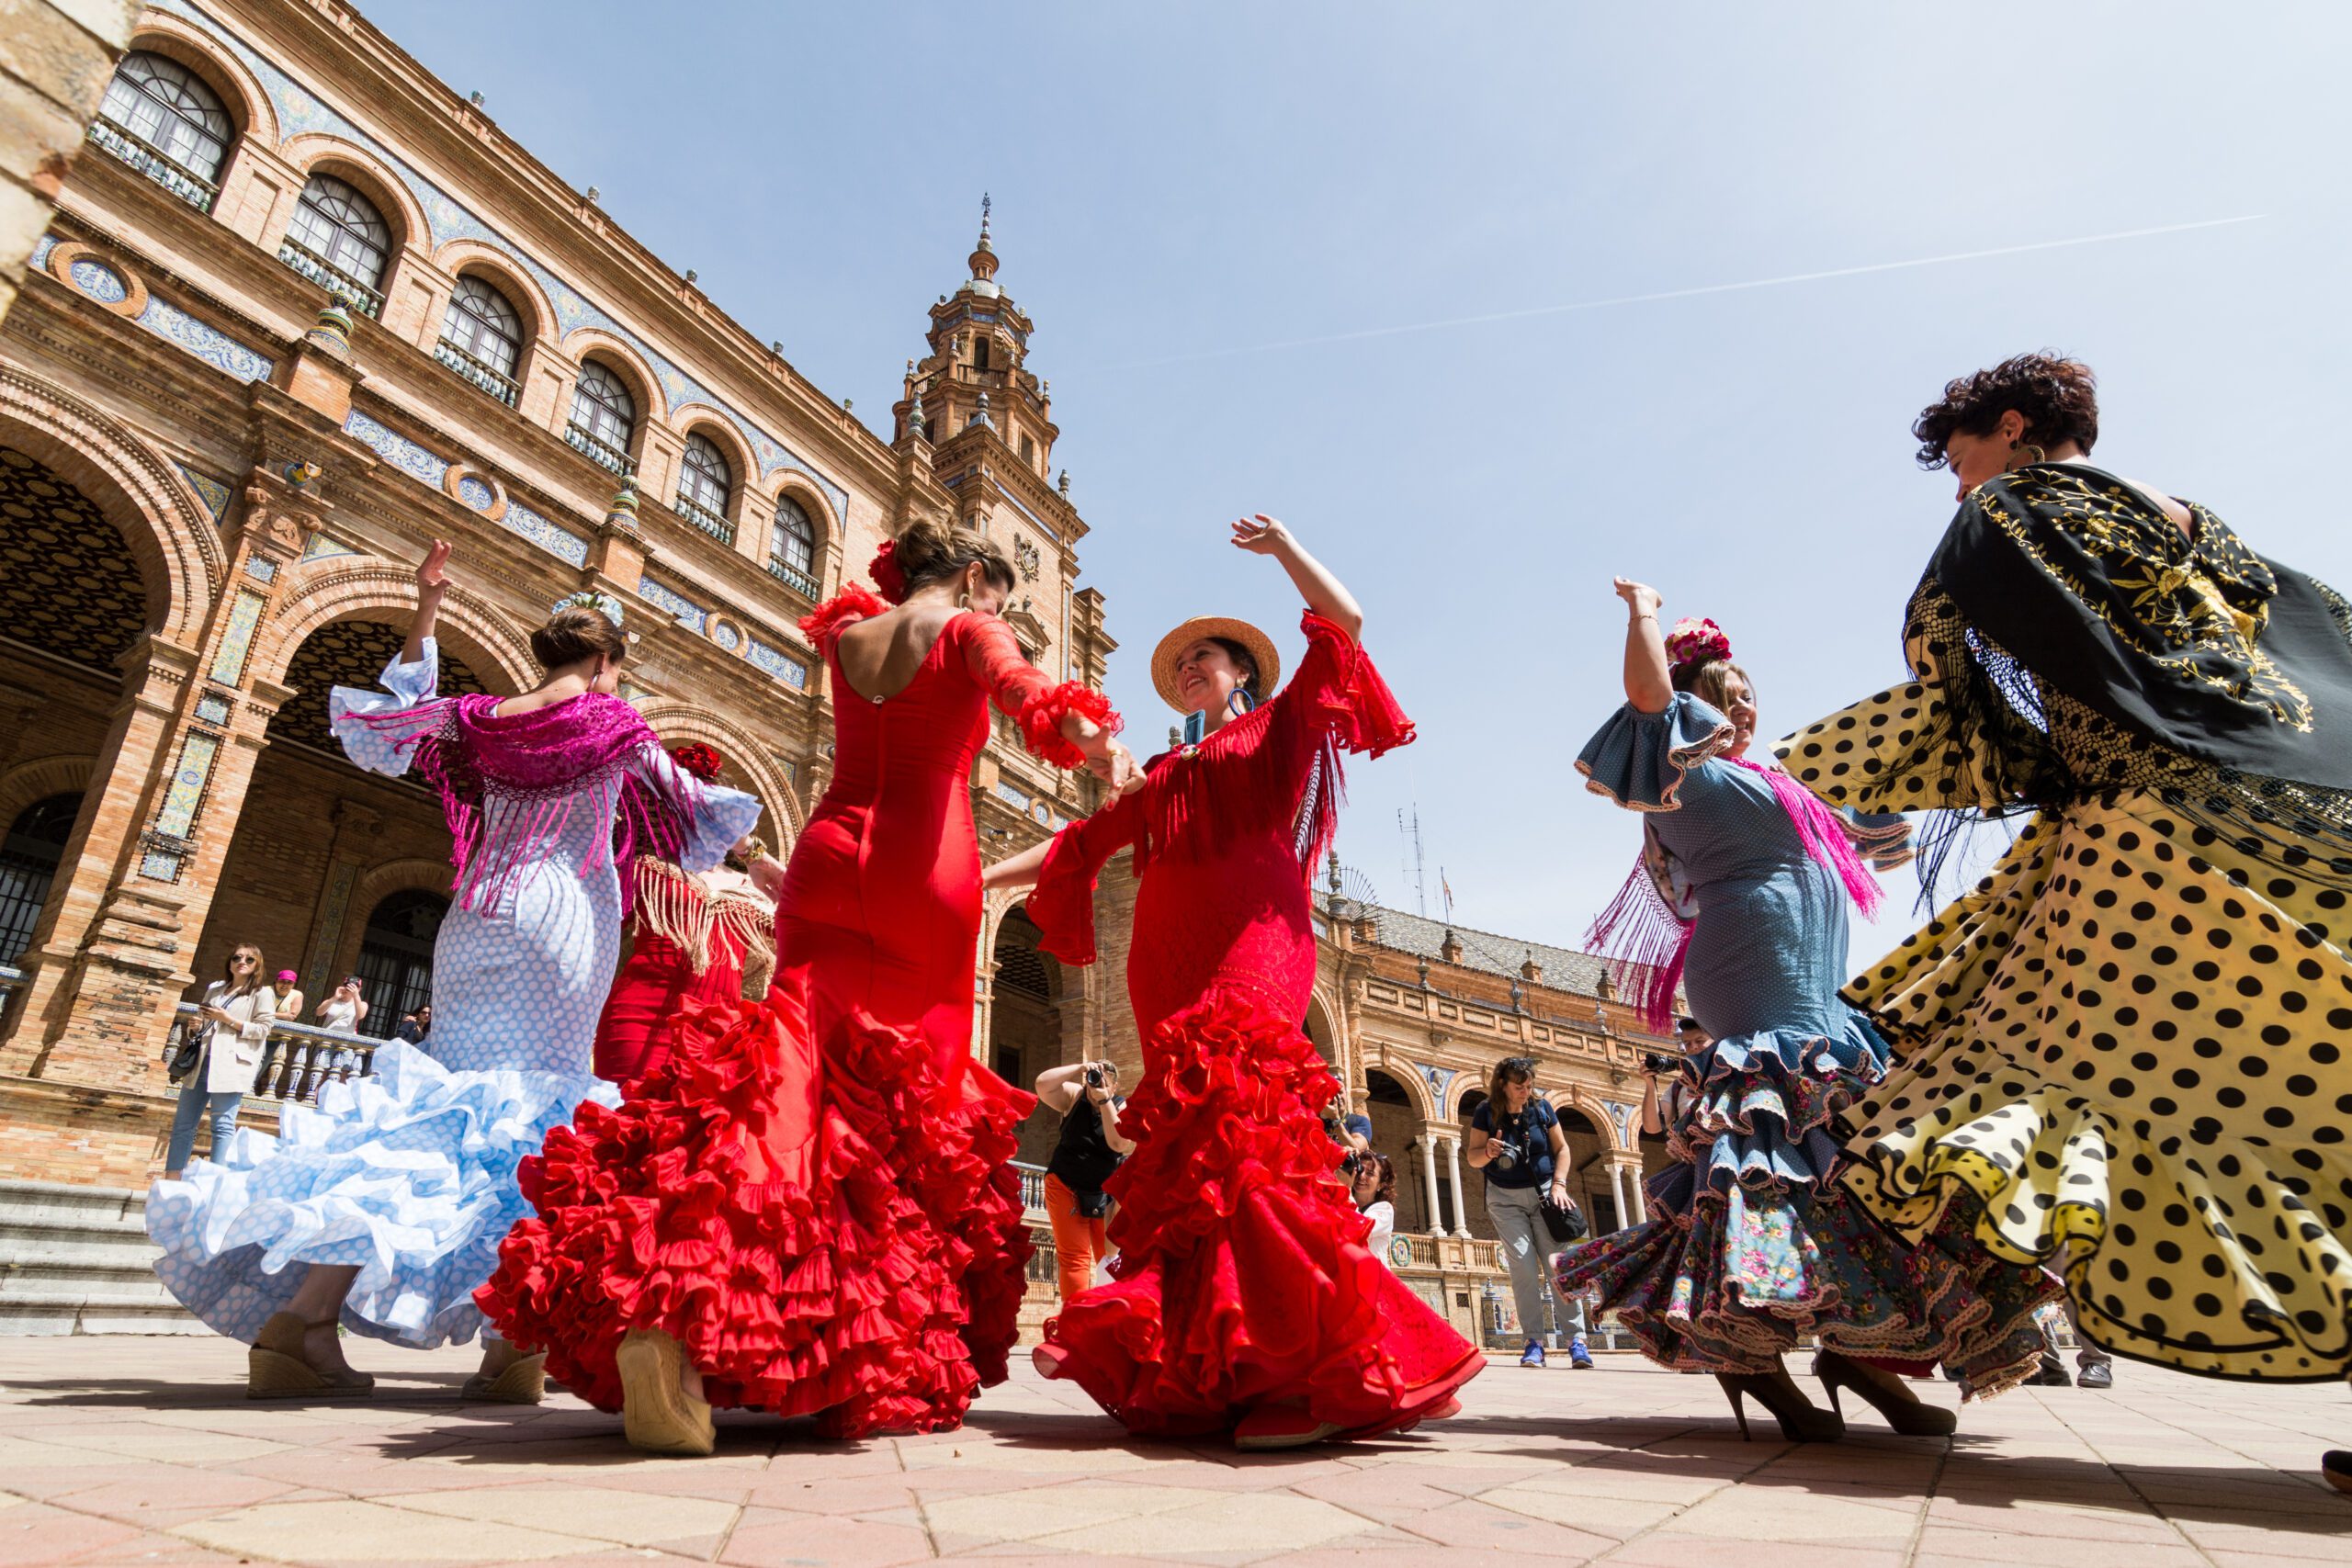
xmin=1613 ymin=577 xmax=1661 ymax=620
xmin=416 ymin=539 xmax=453 ymax=604
xmin=1230 ymin=514 xmax=1293 ymax=556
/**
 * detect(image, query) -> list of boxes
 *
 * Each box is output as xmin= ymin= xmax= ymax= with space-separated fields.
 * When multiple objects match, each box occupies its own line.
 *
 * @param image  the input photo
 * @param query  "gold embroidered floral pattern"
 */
xmin=1974 ymin=470 xmax=2310 ymax=729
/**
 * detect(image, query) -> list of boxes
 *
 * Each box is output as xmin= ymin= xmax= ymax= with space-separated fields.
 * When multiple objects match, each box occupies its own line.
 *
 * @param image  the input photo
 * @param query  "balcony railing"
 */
xmin=277 ymin=239 xmax=384 ymax=319
xmin=673 ymin=491 xmax=734 ymax=546
xmin=764 ymin=558 xmax=820 ymax=600
xmin=85 ymin=118 xmax=218 ymax=213
xmin=162 ymin=1005 xmax=383 ymax=1106
xmin=565 ymin=421 xmax=631 ymax=476
xmin=1012 ymin=1160 xmax=1047 ymax=1221
xmin=435 ymin=338 xmax=521 ymax=408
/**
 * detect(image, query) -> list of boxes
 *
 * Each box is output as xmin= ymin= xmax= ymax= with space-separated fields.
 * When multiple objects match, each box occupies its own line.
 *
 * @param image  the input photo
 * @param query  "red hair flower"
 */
xmin=667 ymin=742 xmax=724 ymax=782
xmin=1665 ymin=616 xmax=1732 ymax=671
xmin=868 ymin=539 xmax=909 ymax=604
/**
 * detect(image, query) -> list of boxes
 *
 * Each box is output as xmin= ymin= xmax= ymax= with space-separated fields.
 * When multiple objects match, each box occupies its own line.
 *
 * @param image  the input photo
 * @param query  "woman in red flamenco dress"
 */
xmin=481 ymin=522 xmax=1134 ymax=1454
xmin=594 ymin=744 xmax=785 ymax=1086
xmin=988 ymin=515 xmax=1484 ymax=1450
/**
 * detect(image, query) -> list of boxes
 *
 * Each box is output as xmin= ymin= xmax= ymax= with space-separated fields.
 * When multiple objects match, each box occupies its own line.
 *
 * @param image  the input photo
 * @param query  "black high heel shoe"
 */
xmin=1813 ymin=1350 xmax=1958 ymax=1437
xmin=1715 ymin=1371 xmax=1845 ymax=1442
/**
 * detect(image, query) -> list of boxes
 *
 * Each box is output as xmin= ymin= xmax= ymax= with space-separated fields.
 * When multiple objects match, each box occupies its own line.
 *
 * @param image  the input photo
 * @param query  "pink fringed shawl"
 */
xmin=1589 ymin=756 xmax=1886 ymax=1032
xmin=344 ymin=692 xmax=690 ymax=917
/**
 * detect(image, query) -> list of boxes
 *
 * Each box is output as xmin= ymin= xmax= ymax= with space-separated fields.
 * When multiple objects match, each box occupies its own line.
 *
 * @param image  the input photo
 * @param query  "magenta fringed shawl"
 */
xmin=1588 ymin=755 xmax=1885 ymax=1032
xmin=343 ymin=691 xmax=689 ymax=917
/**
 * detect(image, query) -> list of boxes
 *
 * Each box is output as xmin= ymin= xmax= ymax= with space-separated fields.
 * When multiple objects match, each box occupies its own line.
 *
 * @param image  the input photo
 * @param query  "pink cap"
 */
xmin=276 ymin=970 xmax=298 ymax=983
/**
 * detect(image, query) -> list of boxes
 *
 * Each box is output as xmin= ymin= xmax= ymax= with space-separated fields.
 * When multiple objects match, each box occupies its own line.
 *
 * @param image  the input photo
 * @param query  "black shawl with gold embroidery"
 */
xmin=1919 ymin=462 xmax=2352 ymax=798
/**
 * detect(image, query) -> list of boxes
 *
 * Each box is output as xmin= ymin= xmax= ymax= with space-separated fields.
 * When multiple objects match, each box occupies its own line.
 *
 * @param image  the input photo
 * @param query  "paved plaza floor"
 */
xmin=0 ymin=1337 xmax=2346 ymax=1567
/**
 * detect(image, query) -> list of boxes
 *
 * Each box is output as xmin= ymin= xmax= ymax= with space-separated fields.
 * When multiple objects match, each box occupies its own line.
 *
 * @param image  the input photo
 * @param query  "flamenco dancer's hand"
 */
xmin=1230 ymin=513 xmax=1293 ymax=556
xmin=1612 ymin=577 xmax=1661 ymax=620
xmin=1091 ymin=740 xmax=1144 ymax=795
xmin=416 ymin=539 xmax=453 ymax=606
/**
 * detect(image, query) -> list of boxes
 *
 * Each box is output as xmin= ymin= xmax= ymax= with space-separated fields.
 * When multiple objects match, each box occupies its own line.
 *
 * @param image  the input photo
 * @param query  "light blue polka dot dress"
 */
xmin=146 ymin=642 xmax=761 ymax=1348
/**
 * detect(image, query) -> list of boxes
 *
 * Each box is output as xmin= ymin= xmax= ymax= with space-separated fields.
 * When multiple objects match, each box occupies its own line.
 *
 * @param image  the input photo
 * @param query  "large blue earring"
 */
xmin=1227 ymin=688 xmax=1257 ymax=718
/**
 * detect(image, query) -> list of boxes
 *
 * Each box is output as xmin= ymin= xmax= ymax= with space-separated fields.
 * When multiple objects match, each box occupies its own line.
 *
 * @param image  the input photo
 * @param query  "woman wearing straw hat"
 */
xmin=988 ymin=514 xmax=1482 ymax=1450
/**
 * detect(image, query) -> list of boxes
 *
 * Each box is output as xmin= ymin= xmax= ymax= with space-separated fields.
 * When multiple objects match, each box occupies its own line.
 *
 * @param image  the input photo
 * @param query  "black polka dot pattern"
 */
xmin=1831 ymin=790 xmax=2352 ymax=1382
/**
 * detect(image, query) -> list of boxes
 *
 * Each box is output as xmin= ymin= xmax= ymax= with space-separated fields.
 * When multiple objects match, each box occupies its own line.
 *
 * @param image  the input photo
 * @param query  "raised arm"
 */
xmin=1233 ymin=515 xmax=1362 ymax=641
xmin=402 ymin=539 xmax=451 ymax=667
xmin=1614 ymin=578 xmax=1671 ymax=714
xmin=961 ymin=615 xmax=1137 ymax=790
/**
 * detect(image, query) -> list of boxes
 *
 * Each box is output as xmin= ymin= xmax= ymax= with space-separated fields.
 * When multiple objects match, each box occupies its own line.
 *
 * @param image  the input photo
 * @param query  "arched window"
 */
xmin=353 ymin=888 xmax=445 ymax=1039
xmin=674 ymin=433 xmax=733 ymax=544
xmin=0 ymin=794 xmax=80 ymax=965
xmin=280 ymin=174 xmax=390 ymax=317
xmin=435 ymin=275 xmax=523 ymax=406
xmin=566 ymin=361 xmax=636 ymax=475
xmin=92 ymin=51 xmax=232 ymax=209
xmin=766 ymin=495 xmax=816 ymax=596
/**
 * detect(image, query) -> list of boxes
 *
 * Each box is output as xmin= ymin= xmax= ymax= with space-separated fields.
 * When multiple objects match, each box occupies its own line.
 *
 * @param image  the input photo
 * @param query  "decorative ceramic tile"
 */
xmin=343 ymin=410 xmax=449 ymax=486
xmin=301 ymin=533 xmax=359 ymax=561
xmin=243 ymin=556 xmax=278 ymax=582
xmin=153 ymin=728 xmax=219 ymax=840
xmin=300 ymin=861 xmax=357 ymax=987
xmin=29 ymin=235 xmax=55 ymax=270
xmin=68 ymin=258 xmax=129 ymax=304
xmin=194 ymin=693 xmax=232 ymax=726
xmin=745 ymin=637 xmax=808 ymax=689
xmin=139 ymin=849 xmax=183 ymax=882
xmin=710 ymin=621 xmax=740 ymax=652
xmin=498 ymin=501 xmax=589 ymax=566
xmin=134 ymin=297 xmax=273 ymax=382
xmin=994 ymin=781 xmax=1031 ymax=810
xmin=206 ymin=588 xmax=266 ymax=685
xmin=635 ymin=577 xmax=705 ymax=632
xmin=455 ymin=474 xmax=495 ymax=511
xmin=175 ymin=464 xmax=232 ymax=525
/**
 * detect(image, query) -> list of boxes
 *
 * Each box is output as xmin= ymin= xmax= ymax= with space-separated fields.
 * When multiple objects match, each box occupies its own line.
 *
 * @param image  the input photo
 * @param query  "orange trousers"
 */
xmin=1043 ymin=1172 xmax=1109 ymax=1304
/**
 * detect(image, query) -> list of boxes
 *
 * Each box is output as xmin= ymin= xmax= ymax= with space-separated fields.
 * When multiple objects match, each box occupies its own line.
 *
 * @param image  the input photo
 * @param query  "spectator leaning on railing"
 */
xmin=1035 ymin=1059 xmax=1133 ymax=1303
xmin=164 ymin=944 xmax=277 ymax=1179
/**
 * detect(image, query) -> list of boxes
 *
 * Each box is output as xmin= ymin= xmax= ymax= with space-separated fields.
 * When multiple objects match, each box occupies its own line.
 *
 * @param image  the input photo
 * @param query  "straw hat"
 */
xmin=1150 ymin=616 xmax=1282 ymax=715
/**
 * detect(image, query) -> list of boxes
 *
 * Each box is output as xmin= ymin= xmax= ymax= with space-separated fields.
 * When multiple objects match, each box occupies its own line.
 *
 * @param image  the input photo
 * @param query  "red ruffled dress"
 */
xmin=1030 ymin=610 xmax=1484 ymax=1438
xmin=594 ymin=860 xmax=777 ymax=1084
xmin=481 ymin=589 xmax=1117 ymax=1438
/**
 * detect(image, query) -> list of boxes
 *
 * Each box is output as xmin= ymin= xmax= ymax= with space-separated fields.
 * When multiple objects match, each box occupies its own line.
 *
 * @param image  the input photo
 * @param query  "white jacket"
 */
xmin=199 ymin=981 xmax=277 ymax=1094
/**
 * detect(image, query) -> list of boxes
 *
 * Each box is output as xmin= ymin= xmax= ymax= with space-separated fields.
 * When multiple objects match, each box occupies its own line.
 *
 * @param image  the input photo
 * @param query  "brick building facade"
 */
xmin=0 ymin=0 xmax=1672 ymax=1344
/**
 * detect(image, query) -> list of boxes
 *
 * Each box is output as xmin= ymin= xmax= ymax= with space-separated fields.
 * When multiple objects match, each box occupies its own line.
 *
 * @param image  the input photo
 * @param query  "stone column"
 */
xmin=1444 ymin=1133 xmax=1473 ymax=1237
xmin=1624 ymin=1159 xmax=1649 ymax=1224
xmin=1419 ymin=1134 xmax=1442 ymax=1236
xmin=1608 ymin=1161 xmax=1631 ymax=1233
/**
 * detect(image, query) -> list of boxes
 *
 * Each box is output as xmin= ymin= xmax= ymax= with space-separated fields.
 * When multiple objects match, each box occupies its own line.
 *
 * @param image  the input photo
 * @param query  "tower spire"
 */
xmin=968 ymin=192 xmax=999 ymax=283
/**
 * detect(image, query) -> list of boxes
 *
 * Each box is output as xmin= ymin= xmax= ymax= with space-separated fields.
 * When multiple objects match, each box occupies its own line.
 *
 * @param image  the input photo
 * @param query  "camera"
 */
xmin=1643 ymin=1052 xmax=1681 ymax=1076
xmin=1083 ymin=1065 xmax=1104 ymax=1089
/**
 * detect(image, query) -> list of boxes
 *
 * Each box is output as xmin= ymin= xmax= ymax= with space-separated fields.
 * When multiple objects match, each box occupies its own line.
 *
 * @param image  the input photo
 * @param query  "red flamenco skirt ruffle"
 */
xmin=477 ymin=993 xmax=1033 ymax=1438
xmin=1043 ymin=987 xmax=1482 ymax=1438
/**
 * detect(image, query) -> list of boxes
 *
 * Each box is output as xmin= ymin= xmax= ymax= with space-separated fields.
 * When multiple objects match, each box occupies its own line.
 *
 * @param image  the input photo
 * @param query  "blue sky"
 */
xmin=368 ymin=0 xmax=2352 ymax=959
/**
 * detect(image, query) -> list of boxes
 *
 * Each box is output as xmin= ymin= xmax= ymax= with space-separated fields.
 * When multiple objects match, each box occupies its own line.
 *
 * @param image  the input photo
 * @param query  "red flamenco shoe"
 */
xmin=1031 ymin=1342 xmax=1073 ymax=1381
xmin=1234 ymin=1403 xmax=1344 ymax=1451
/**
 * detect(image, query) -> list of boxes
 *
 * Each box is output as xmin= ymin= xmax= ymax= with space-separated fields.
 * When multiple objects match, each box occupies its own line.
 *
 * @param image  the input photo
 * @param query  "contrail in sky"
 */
xmin=1122 ymin=213 xmax=2267 ymax=369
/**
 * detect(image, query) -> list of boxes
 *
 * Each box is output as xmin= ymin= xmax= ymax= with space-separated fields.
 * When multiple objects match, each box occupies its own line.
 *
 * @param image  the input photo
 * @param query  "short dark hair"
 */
xmin=1677 ymin=1016 xmax=1702 ymax=1032
xmin=1206 ymin=637 xmax=1264 ymax=702
xmin=1913 ymin=352 xmax=2099 ymax=469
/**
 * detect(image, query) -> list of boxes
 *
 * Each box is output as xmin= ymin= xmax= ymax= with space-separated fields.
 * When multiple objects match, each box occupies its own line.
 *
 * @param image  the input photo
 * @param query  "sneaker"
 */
xmin=1519 ymin=1341 xmax=1545 ymax=1369
xmin=1568 ymin=1336 xmax=1594 ymax=1370
xmin=2076 ymin=1360 xmax=2113 ymax=1389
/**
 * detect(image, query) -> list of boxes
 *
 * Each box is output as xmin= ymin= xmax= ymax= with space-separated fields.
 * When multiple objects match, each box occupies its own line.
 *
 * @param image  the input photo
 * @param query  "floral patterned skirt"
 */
xmin=1555 ymin=1015 xmax=2057 ymax=1393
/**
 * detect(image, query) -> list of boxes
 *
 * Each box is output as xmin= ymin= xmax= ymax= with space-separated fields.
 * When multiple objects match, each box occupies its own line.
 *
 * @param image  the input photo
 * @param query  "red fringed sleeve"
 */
xmin=1026 ymin=789 xmax=1143 ymax=966
xmin=958 ymin=615 xmax=1122 ymax=770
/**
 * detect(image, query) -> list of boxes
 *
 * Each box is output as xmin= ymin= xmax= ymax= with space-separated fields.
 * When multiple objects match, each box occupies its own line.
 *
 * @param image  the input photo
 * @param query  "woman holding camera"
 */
xmin=1035 ymin=1060 xmax=1132 ymax=1303
xmin=989 ymin=515 xmax=1481 ymax=1449
xmin=1466 ymin=1057 xmax=1580 ymax=1369
xmin=1555 ymin=588 xmax=2057 ymax=1441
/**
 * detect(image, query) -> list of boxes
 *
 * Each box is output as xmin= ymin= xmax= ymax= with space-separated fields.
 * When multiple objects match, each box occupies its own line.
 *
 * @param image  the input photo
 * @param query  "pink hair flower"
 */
xmin=1665 ymin=616 xmax=1732 ymax=671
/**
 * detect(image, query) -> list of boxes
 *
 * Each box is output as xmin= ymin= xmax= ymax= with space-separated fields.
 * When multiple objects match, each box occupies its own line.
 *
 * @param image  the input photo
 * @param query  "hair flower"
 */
xmin=868 ymin=539 xmax=909 ymax=604
xmin=667 ymin=741 xmax=724 ymax=782
xmin=550 ymin=589 xmax=625 ymax=626
xmin=1665 ymin=616 xmax=1732 ymax=671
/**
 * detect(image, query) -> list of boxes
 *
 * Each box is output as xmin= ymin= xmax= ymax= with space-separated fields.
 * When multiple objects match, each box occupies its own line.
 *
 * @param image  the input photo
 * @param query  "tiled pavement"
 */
xmin=0 ymin=1338 xmax=2346 ymax=1566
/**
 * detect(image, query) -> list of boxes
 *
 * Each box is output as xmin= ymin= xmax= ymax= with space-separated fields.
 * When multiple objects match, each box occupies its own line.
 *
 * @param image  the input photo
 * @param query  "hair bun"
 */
xmin=1665 ymin=617 xmax=1732 ymax=671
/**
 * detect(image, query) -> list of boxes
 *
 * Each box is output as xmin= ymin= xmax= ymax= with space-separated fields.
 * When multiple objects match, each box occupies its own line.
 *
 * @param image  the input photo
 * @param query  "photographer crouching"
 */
xmin=1035 ymin=1059 xmax=1133 ymax=1304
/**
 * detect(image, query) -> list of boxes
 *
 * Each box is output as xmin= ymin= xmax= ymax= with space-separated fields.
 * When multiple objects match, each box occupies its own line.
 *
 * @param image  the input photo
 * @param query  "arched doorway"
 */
xmin=0 ymin=794 xmax=81 ymax=964
xmin=0 ymin=446 xmax=155 ymax=675
xmin=989 ymin=906 xmax=1061 ymax=1164
xmin=1556 ymin=1105 xmax=1615 ymax=1232
xmin=266 ymin=619 xmax=490 ymax=750
xmin=1363 ymin=1067 xmax=1424 ymax=1233
xmin=1303 ymin=993 xmax=1338 ymax=1065
xmin=354 ymin=888 xmax=445 ymax=1038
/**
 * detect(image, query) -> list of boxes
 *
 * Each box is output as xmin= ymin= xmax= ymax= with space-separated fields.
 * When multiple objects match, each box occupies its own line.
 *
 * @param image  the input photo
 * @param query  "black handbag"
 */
xmin=1539 ymin=1190 xmax=1589 ymax=1245
xmin=167 ymin=1022 xmax=209 ymax=1086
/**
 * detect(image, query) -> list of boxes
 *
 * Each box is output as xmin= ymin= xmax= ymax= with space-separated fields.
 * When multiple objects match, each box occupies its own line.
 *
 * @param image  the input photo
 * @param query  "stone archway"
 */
xmin=989 ymin=904 xmax=1061 ymax=1165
